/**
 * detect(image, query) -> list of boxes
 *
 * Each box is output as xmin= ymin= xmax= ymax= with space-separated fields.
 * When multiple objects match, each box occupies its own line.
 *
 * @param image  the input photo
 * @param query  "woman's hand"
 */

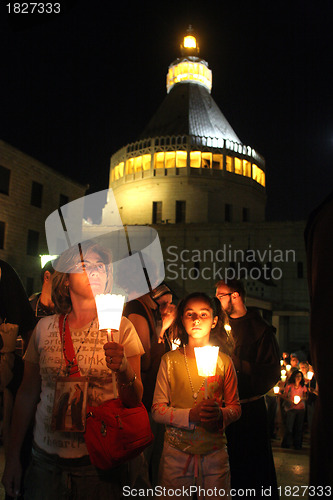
xmin=103 ymin=341 xmax=127 ymax=372
xmin=158 ymin=303 xmax=177 ymax=342
xmin=160 ymin=303 xmax=177 ymax=329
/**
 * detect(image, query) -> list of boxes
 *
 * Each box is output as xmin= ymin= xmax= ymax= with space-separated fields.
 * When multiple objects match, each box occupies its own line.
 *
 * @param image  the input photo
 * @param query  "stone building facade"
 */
xmin=0 ymin=140 xmax=87 ymax=294
xmin=101 ymin=28 xmax=309 ymax=351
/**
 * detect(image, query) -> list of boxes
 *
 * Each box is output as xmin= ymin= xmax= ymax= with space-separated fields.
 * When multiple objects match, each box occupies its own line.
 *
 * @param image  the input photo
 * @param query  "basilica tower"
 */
xmin=103 ymin=27 xmax=266 ymax=226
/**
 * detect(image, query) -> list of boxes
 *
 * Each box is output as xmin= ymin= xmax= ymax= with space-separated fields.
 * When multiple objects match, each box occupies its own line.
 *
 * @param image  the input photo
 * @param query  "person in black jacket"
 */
xmin=0 ymin=259 xmax=36 ymax=499
xmin=216 ymin=279 xmax=280 ymax=500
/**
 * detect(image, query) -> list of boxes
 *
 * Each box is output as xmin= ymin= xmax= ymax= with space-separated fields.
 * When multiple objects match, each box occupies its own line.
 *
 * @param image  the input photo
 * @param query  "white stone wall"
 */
xmin=0 ymin=140 xmax=86 ymax=293
xmin=106 ymin=173 xmax=266 ymax=225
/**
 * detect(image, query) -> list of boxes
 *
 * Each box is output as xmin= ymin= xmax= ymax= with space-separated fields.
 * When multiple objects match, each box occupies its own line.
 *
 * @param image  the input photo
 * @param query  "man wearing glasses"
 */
xmin=215 ymin=279 xmax=280 ymax=500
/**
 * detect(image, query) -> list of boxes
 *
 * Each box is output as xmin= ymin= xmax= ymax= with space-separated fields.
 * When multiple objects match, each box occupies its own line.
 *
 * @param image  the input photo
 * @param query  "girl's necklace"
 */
xmin=62 ymin=314 xmax=94 ymax=376
xmin=183 ymin=345 xmax=205 ymax=400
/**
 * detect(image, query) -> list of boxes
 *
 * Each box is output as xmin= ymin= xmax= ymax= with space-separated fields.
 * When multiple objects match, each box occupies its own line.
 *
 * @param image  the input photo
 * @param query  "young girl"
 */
xmin=281 ymin=370 xmax=307 ymax=449
xmin=152 ymin=293 xmax=241 ymax=498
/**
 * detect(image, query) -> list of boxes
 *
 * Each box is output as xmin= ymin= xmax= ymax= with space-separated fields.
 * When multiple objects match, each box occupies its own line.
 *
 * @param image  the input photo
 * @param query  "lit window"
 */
xmin=184 ymin=35 xmax=196 ymax=49
xmin=190 ymin=151 xmax=201 ymax=168
xmin=234 ymin=158 xmax=242 ymax=175
xmin=212 ymin=154 xmax=223 ymax=170
xmin=202 ymin=152 xmax=212 ymax=169
xmin=252 ymin=164 xmax=266 ymax=187
xmin=167 ymin=61 xmax=212 ymax=93
xmin=154 ymin=152 xmax=164 ymax=169
xmin=142 ymin=154 xmax=151 ymax=170
xmin=134 ymin=157 xmax=142 ymax=172
xmin=165 ymin=152 xmax=176 ymax=169
xmin=114 ymin=162 xmax=124 ymax=179
xmin=243 ymin=160 xmax=251 ymax=177
xmin=126 ymin=159 xmax=134 ymax=175
xmin=176 ymin=151 xmax=187 ymax=168
xmin=226 ymin=156 xmax=233 ymax=172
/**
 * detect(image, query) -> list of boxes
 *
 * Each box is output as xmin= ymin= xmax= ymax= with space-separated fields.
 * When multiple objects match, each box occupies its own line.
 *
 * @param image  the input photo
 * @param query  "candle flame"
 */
xmin=194 ymin=346 xmax=219 ymax=377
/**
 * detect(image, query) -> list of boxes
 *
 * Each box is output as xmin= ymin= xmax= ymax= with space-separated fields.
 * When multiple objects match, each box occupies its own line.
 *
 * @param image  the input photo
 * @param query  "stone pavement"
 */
xmin=0 ymin=437 xmax=310 ymax=500
xmin=272 ymin=433 xmax=310 ymax=500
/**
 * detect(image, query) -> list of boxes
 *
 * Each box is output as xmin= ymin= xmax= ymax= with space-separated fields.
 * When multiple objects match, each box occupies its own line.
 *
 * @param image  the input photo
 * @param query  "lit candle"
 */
xmin=281 ymin=369 xmax=286 ymax=377
xmin=280 ymin=359 xmax=284 ymax=366
xmin=95 ymin=293 xmax=125 ymax=396
xmin=281 ymin=375 xmax=287 ymax=383
xmin=307 ymin=371 xmax=314 ymax=380
xmin=273 ymin=386 xmax=280 ymax=394
xmin=294 ymin=395 xmax=301 ymax=405
xmin=194 ymin=346 xmax=219 ymax=398
xmin=286 ymin=364 xmax=291 ymax=372
xmin=95 ymin=294 xmax=125 ymax=341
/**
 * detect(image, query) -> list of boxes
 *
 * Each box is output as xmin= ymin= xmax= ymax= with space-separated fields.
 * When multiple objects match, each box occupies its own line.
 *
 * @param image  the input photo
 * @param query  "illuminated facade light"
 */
xmin=39 ymin=254 xmax=58 ymax=268
xmin=110 ymin=149 xmax=265 ymax=187
xmin=167 ymin=60 xmax=212 ymax=93
xmin=184 ymin=35 xmax=196 ymax=49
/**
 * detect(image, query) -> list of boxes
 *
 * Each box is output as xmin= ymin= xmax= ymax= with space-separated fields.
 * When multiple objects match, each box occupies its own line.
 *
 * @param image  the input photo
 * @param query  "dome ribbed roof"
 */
xmin=139 ymin=82 xmax=242 ymax=144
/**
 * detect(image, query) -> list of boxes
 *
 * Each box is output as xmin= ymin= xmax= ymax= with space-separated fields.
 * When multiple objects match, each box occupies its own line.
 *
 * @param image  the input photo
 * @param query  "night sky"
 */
xmin=1 ymin=0 xmax=332 ymax=221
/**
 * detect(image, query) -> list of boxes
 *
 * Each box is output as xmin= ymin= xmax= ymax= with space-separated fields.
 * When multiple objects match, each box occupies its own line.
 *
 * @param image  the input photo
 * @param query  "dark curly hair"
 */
xmin=288 ymin=370 xmax=305 ymax=387
xmin=171 ymin=292 xmax=235 ymax=356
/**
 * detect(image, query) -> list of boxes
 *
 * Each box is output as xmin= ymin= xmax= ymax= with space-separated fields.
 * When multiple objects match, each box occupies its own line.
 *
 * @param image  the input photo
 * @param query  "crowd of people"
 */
xmin=266 ymin=352 xmax=318 ymax=452
xmin=0 ymin=246 xmax=315 ymax=499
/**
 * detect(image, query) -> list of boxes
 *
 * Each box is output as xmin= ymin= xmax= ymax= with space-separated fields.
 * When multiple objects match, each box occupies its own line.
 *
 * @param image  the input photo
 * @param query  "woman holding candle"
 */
xmin=281 ymin=370 xmax=307 ymax=449
xmin=2 ymin=240 xmax=144 ymax=499
xmin=152 ymin=293 xmax=241 ymax=498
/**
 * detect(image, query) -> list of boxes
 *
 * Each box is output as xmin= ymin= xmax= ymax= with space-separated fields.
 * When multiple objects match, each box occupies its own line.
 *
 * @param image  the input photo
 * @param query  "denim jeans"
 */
xmin=282 ymin=409 xmax=305 ymax=449
xmin=24 ymin=444 xmax=129 ymax=500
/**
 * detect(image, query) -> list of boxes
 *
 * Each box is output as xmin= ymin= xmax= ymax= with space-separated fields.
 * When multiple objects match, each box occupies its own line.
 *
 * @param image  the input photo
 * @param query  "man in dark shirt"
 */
xmin=216 ymin=279 xmax=280 ymax=499
xmin=29 ymin=261 xmax=55 ymax=319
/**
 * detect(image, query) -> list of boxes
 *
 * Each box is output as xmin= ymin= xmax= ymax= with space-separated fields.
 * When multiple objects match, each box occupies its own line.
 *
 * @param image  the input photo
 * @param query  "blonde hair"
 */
xmin=52 ymin=241 xmax=113 ymax=314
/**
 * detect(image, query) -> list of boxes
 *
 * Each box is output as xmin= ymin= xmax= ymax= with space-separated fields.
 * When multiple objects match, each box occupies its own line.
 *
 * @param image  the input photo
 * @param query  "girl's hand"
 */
xmin=103 ymin=341 xmax=127 ymax=372
xmin=199 ymin=399 xmax=222 ymax=423
xmin=189 ymin=399 xmax=222 ymax=425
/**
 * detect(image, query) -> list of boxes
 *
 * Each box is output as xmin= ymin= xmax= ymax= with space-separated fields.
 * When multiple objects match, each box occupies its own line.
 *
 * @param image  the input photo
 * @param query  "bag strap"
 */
xmin=58 ymin=314 xmax=81 ymax=378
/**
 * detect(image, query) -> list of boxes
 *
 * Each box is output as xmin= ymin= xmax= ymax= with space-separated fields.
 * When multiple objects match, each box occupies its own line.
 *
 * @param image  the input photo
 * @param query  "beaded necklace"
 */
xmin=183 ymin=345 xmax=205 ymax=400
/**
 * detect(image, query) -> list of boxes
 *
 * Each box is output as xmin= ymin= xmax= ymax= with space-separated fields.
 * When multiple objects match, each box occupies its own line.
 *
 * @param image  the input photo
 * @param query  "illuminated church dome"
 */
xmin=104 ymin=27 xmax=266 ymax=226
